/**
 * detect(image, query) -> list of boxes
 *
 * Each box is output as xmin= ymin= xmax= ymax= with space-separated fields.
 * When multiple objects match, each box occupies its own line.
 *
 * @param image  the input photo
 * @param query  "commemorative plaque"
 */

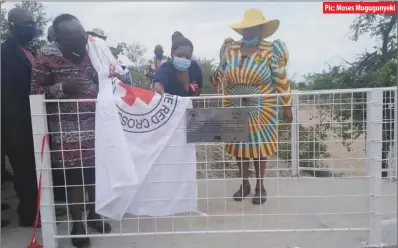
xmin=186 ymin=108 xmax=249 ymax=143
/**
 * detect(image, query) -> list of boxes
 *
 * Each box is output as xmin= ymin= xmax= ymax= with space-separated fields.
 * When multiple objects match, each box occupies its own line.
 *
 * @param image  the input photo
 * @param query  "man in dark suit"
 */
xmin=1 ymin=7 xmax=38 ymax=227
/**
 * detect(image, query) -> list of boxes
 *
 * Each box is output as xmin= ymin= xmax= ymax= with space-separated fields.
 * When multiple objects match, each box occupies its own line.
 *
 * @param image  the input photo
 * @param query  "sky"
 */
xmin=3 ymin=2 xmax=376 ymax=82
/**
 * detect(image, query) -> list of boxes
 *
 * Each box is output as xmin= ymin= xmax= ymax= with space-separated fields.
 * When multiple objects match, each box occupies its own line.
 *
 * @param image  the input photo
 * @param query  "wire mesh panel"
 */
xmin=30 ymin=88 xmax=397 ymax=248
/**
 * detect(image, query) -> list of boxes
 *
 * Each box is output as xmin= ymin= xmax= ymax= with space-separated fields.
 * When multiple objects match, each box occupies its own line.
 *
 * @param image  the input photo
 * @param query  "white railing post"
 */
xmin=291 ymin=91 xmax=300 ymax=177
xmin=30 ymin=95 xmax=58 ymax=248
xmin=393 ymin=88 xmax=397 ymax=181
xmin=366 ymin=88 xmax=383 ymax=246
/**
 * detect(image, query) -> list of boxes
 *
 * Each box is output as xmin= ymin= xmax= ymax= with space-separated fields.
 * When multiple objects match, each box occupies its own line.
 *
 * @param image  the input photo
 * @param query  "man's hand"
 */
xmin=62 ymin=78 xmax=86 ymax=95
xmin=153 ymin=82 xmax=165 ymax=95
xmin=109 ymin=72 xmax=123 ymax=82
xmin=283 ymin=106 xmax=293 ymax=123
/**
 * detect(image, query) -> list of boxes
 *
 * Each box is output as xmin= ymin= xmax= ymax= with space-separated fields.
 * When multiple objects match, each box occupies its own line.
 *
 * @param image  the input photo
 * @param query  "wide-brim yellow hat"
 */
xmin=229 ymin=8 xmax=280 ymax=39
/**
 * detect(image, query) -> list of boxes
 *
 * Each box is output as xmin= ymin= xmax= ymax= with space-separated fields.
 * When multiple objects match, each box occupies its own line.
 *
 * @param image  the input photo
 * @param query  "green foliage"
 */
xmin=195 ymin=57 xmax=217 ymax=94
xmin=303 ymin=14 xmax=397 ymax=152
xmin=1 ymin=1 xmax=49 ymax=44
xmin=116 ymin=42 xmax=150 ymax=88
xmin=117 ymin=42 xmax=147 ymax=68
xmin=349 ymin=14 xmax=397 ymax=58
xmin=130 ymin=69 xmax=151 ymax=89
xmin=0 ymin=1 xmax=7 ymax=41
xmin=296 ymin=82 xmax=309 ymax=91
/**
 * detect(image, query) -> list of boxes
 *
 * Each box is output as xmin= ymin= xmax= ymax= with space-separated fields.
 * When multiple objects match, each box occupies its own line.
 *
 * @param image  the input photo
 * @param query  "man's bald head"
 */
xmin=8 ymin=8 xmax=34 ymax=25
xmin=53 ymin=14 xmax=84 ymax=34
xmin=53 ymin=14 xmax=86 ymax=43
xmin=53 ymin=14 xmax=87 ymax=62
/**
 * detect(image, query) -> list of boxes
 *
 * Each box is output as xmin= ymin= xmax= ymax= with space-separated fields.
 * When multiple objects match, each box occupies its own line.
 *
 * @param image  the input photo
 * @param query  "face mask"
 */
xmin=69 ymin=46 xmax=86 ymax=57
xmin=173 ymin=57 xmax=191 ymax=71
xmin=155 ymin=52 xmax=163 ymax=59
xmin=60 ymin=45 xmax=86 ymax=64
xmin=58 ymin=38 xmax=87 ymax=61
xmin=11 ymin=24 xmax=37 ymax=42
xmin=242 ymin=35 xmax=260 ymax=47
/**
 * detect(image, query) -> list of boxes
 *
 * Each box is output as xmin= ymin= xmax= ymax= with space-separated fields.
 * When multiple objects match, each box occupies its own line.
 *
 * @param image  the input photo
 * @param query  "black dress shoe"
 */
xmin=252 ymin=187 xmax=267 ymax=205
xmin=71 ymin=222 xmax=91 ymax=248
xmin=233 ymin=183 xmax=251 ymax=201
xmin=87 ymin=213 xmax=112 ymax=234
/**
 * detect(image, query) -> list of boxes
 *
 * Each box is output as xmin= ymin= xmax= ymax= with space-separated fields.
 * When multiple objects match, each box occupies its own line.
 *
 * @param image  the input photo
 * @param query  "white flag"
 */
xmin=87 ymin=36 xmax=198 ymax=220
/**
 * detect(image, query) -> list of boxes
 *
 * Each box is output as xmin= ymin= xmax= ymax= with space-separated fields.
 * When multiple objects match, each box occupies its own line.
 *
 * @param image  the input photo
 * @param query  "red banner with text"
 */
xmin=323 ymin=1 xmax=397 ymax=14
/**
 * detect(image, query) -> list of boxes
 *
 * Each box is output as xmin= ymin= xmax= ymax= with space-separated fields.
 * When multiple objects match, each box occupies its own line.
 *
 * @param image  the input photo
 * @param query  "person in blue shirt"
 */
xmin=153 ymin=37 xmax=202 ymax=96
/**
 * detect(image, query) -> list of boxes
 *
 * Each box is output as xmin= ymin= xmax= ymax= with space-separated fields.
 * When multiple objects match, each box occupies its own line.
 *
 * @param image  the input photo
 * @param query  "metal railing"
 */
xmin=29 ymin=87 xmax=397 ymax=248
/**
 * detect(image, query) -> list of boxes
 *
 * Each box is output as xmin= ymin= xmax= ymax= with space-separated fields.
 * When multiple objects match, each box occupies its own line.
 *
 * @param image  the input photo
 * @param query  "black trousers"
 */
xmin=64 ymin=166 xmax=96 ymax=222
xmin=1 ymin=131 xmax=38 ymax=225
xmin=52 ymin=170 xmax=67 ymax=202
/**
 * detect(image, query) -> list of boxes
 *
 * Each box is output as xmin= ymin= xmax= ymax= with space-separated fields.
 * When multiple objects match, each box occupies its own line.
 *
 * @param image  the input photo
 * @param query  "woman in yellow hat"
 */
xmin=211 ymin=8 xmax=292 ymax=205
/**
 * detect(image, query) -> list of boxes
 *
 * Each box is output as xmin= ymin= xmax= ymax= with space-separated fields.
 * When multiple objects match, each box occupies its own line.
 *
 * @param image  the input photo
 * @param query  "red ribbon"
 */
xmin=27 ymin=134 xmax=48 ymax=248
xmin=190 ymin=81 xmax=199 ymax=92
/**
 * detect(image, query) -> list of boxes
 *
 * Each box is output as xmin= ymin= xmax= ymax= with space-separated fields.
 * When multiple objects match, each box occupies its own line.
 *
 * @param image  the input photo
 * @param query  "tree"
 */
xmin=350 ymin=14 xmax=397 ymax=60
xmin=307 ymin=14 xmax=397 ymax=90
xmin=1 ymin=1 xmax=9 ymax=41
xmin=305 ymin=14 xmax=397 ymax=177
xmin=1 ymin=1 xmax=49 ymax=45
xmin=196 ymin=57 xmax=218 ymax=94
xmin=117 ymin=42 xmax=148 ymax=88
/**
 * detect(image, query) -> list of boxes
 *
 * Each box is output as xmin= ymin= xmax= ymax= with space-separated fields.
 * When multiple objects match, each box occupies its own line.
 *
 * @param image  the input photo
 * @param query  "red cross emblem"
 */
xmin=118 ymin=83 xmax=155 ymax=107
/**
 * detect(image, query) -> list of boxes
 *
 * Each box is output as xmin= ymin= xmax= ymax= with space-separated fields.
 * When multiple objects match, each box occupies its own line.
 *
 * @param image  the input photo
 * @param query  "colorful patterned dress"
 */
xmin=214 ymin=38 xmax=291 ymax=159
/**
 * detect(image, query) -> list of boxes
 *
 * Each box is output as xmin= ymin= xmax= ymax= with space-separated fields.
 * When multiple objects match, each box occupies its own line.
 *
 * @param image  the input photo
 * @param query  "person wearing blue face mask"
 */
xmin=154 ymin=45 xmax=167 ymax=66
xmin=145 ymin=45 xmax=168 ymax=83
xmin=1 ymin=7 xmax=39 ymax=228
xmin=153 ymin=37 xmax=202 ymax=96
xmin=211 ymin=8 xmax=293 ymax=205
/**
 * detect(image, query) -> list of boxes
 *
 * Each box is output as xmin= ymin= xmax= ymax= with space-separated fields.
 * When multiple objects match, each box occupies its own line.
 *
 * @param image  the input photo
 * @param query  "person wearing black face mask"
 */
xmin=37 ymin=24 xmax=71 ymax=208
xmin=31 ymin=14 xmax=111 ymax=248
xmin=1 ymin=7 xmax=39 ymax=228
